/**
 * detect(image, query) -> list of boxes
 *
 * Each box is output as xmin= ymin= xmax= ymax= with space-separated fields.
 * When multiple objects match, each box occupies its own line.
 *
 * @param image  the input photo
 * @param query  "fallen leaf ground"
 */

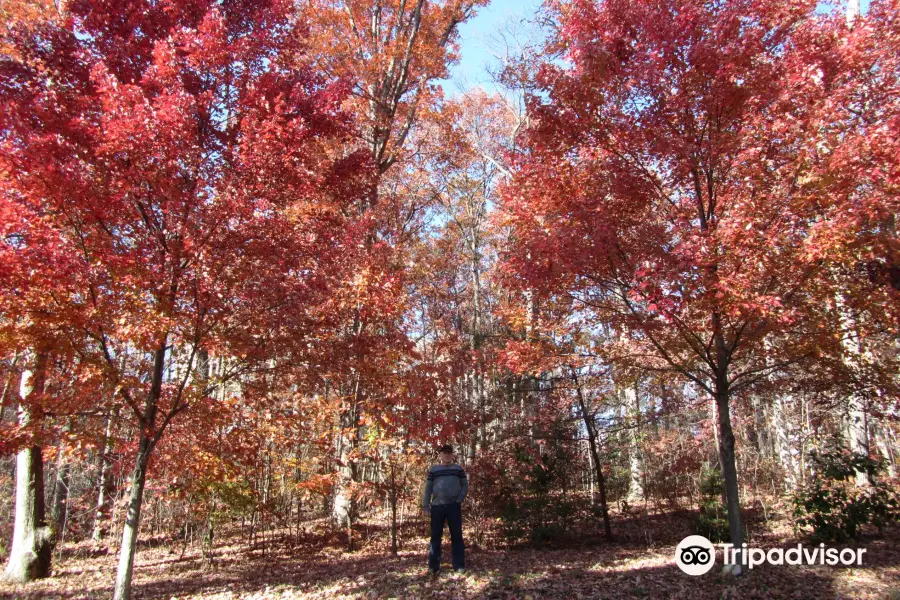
xmin=1 ymin=502 xmax=898 ymax=599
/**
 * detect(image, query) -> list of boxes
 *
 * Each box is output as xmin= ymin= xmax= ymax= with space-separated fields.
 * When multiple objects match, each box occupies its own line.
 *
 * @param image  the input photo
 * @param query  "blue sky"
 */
xmin=439 ymin=0 xmax=872 ymax=97
xmin=438 ymin=0 xmax=545 ymax=97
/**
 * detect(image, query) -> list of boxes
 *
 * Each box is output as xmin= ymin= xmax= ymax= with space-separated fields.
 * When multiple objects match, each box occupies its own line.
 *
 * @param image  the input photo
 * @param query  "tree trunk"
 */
xmin=4 ymin=441 xmax=53 ymax=581
xmin=836 ymin=291 xmax=874 ymax=486
xmin=113 ymin=344 xmax=165 ymax=600
xmin=621 ymin=382 xmax=644 ymax=504
xmin=332 ymin=408 xmax=356 ymax=526
xmin=710 ymin=395 xmax=720 ymax=467
xmin=772 ymin=394 xmax=797 ymax=490
xmin=749 ymin=395 xmax=770 ymax=459
xmin=93 ymin=410 xmax=117 ymax=543
xmin=0 ymin=353 xmax=21 ymax=421
xmin=113 ymin=430 xmax=152 ymax=600
xmin=714 ymin=379 xmax=745 ymax=571
xmin=333 ymin=374 xmax=362 ymax=550
xmin=469 ymin=228 xmax=485 ymax=460
xmin=847 ymin=396 xmax=871 ymax=485
xmin=571 ymin=367 xmax=612 ymax=539
xmin=3 ymin=351 xmax=53 ymax=582
xmin=389 ymin=458 xmax=398 ymax=556
xmin=522 ymin=288 xmax=538 ymax=448
xmin=586 ymin=439 xmax=595 ymax=500
xmin=51 ymin=419 xmax=73 ymax=531
xmin=873 ymin=423 xmax=896 ymax=478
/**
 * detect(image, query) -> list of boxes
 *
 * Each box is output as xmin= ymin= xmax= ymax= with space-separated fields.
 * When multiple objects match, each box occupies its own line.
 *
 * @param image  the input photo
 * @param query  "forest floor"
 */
xmin=0 ymin=499 xmax=898 ymax=599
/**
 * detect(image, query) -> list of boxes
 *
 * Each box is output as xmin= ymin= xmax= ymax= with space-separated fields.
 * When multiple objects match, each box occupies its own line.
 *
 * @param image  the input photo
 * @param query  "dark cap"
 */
xmin=438 ymin=444 xmax=454 ymax=453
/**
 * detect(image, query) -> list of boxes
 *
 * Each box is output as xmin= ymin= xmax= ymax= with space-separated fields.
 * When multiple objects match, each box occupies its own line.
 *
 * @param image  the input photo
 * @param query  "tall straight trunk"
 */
xmin=749 ymin=395 xmax=770 ymax=458
xmin=196 ymin=348 xmax=210 ymax=386
xmin=322 ymin=408 xmax=334 ymax=517
xmin=113 ymin=427 xmax=152 ymax=599
xmin=291 ymin=441 xmax=303 ymax=541
xmin=714 ymin=376 xmax=745 ymax=570
xmin=524 ymin=290 xmax=538 ymax=446
xmin=113 ymin=345 xmax=165 ymax=600
xmin=332 ymin=376 xmax=360 ymax=539
xmin=710 ymin=395 xmax=720 ymax=466
xmin=469 ymin=230 xmax=485 ymax=459
xmin=836 ymin=291 xmax=873 ymax=486
xmin=51 ymin=419 xmax=73 ymax=530
xmin=389 ymin=458 xmax=398 ymax=556
xmin=476 ymin=372 xmax=487 ymax=456
xmin=3 ymin=351 xmax=53 ymax=582
xmin=586 ymin=439 xmax=595 ymax=500
xmin=621 ymin=382 xmax=644 ymax=504
xmin=585 ymin=411 xmax=612 ymax=539
xmin=108 ymin=470 xmax=126 ymax=553
xmin=772 ymin=394 xmax=797 ymax=490
xmin=93 ymin=410 xmax=117 ymax=543
xmin=799 ymin=396 xmax=809 ymax=487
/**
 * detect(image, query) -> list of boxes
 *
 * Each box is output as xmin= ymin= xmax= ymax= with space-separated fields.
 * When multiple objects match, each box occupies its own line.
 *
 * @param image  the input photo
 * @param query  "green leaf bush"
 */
xmin=792 ymin=448 xmax=900 ymax=542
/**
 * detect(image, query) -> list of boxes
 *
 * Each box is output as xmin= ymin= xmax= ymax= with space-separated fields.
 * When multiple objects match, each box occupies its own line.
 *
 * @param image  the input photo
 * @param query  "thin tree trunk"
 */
xmin=469 ymin=226 xmax=485 ymax=459
xmin=389 ymin=458 xmax=398 ymax=556
xmin=51 ymin=419 xmax=73 ymax=530
xmin=772 ymin=394 xmax=797 ymax=490
xmin=203 ymin=494 xmax=216 ymax=568
xmin=750 ymin=395 xmax=770 ymax=458
xmin=847 ymin=395 xmax=871 ymax=484
xmin=93 ymin=410 xmax=117 ymax=543
xmin=113 ymin=345 xmax=165 ymax=600
xmin=570 ymin=367 xmax=612 ymax=539
xmin=587 ymin=439 xmax=595 ymax=501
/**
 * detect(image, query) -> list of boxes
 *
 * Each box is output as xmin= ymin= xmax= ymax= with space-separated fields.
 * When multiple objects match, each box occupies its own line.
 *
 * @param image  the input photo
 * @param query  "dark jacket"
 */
xmin=422 ymin=462 xmax=468 ymax=509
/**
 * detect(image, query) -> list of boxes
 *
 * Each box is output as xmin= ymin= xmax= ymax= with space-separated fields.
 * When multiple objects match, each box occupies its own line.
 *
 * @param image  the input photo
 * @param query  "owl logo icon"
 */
xmin=675 ymin=535 xmax=716 ymax=575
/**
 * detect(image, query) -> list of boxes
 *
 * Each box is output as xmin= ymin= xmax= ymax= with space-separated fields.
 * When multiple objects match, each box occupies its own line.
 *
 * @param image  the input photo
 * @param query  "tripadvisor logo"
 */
xmin=675 ymin=535 xmax=716 ymax=575
xmin=675 ymin=535 xmax=868 ymax=576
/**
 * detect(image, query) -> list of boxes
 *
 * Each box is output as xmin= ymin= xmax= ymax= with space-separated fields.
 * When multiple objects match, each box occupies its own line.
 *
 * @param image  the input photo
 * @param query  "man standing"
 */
xmin=422 ymin=444 xmax=468 ymax=576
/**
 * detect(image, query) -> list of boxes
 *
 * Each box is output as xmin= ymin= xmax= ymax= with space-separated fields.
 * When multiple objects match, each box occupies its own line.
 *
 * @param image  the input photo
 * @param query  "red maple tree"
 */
xmin=498 ymin=0 xmax=899 ymax=563
xmin=0 ymin=0 xmax=373 ymax=595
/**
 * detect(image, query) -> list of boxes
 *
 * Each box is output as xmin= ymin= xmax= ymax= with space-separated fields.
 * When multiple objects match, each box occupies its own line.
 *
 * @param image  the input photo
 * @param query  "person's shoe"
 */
xmin=428 ymin=569 xmax=440 ymax=579
xmin=453 ymin=567 xmax=466 ymax=574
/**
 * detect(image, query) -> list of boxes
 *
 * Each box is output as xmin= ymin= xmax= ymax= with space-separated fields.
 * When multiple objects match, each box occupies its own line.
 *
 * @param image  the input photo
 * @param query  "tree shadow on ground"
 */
xmin=1 ymin=521 xmax=898 ymax=599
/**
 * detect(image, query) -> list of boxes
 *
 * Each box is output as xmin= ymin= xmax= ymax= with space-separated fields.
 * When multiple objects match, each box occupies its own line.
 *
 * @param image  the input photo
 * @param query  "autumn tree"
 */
xmin=795 ymin=0 xmax=900 ymax=484
xmin=499 ymin=0 xmax=899 ymax=570
xmin=0 ymin=0 xmax=60 ymax=57
xmin=0 ymin=0 xmax=372 ymax=596
xmin=300 ymin=0 xmax=487 ymax=542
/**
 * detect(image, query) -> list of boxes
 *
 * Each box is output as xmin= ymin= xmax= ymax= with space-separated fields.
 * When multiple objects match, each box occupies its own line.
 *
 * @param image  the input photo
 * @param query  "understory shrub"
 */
xmin=792 ymin=448 xmax=900 ymax=542
xmin=695 ymin=463 xmax=730 ymax=542
xmin=495 ymin=436 xmax=588 ymax=546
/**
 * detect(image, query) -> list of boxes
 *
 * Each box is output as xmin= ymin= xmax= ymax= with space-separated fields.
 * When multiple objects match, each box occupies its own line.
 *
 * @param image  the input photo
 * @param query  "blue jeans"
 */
xmin=428 ymin=501 xmax=464 ymax=571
